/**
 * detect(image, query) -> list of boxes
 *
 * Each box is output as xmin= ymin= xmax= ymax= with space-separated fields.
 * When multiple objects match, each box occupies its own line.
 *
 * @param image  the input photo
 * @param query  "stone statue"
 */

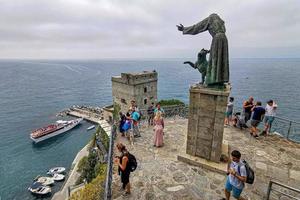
xmin=177 ymin=13 xmax=229 ymax=86
xmin=184 ymin=48 xmax=210 ymax=84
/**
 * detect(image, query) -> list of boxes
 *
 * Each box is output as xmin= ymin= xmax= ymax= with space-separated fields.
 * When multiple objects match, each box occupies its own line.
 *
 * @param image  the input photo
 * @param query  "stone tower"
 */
xmin=111 ymin=71 xmax=158 ymax=113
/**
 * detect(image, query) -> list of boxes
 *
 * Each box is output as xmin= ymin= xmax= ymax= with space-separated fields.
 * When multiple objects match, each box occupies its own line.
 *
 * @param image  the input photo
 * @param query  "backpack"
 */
xmin=238 ymin=160 xmax=255 ymax=184
xmin=138 ymin=111 xmax=142 ymax=121
xmin=127 ymin=153 xmax=137 ymax=172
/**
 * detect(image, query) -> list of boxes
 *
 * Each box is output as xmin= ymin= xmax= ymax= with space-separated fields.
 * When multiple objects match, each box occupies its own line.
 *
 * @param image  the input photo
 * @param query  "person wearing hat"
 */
xmin=262 ymin=100 xmax=277 ymax=136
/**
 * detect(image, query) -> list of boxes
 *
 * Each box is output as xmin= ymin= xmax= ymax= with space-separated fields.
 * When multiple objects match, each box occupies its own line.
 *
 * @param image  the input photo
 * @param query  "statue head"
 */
xmin=197 ymin=48 xmax=209 ymax=60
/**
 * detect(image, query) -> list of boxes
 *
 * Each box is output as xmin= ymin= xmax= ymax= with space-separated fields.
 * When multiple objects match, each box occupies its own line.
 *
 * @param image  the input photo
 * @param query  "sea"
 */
xmin=0 ymin=58 xmax=299 ymax=200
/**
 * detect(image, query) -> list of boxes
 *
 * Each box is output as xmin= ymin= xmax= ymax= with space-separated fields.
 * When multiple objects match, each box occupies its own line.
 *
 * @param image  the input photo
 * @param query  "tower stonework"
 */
xmin=111 ymin=71 xmax=158 ymax=113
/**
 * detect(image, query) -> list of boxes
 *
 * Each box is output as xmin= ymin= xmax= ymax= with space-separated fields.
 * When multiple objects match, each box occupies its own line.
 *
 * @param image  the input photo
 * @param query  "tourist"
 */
xmin=115 ymin=143 xmax=131 ymax=196
xmin=250 ymin=101 xmax=265 ymax=138
xmin=224 ymin=97 xmax=234 ymax=126
xmin=223 ymin=150 xmax=247 ymax=200
xmin=119 ymin=112 xmax=126 ymax=136
xmin=154 ymin=103 xmax=165 ymax=116
xmin=243 ymin=96 xmax=254 ymax=123
xmin=128 ymin=107 xmax=141 ymax=138
xmin=153 ymin=111 xmax=164 ymax=147
xmin=123 ymin=112 xmax=134 ymax=144
xmin=130 ymin=100 xmax=140 ymax=112
xmin=262 ymin=100 xmax=277 ymax=136
xmin=232 ymin=112 xmax=247 ymax=130
xmin=147 ymin=102 xmax=155 ymax=126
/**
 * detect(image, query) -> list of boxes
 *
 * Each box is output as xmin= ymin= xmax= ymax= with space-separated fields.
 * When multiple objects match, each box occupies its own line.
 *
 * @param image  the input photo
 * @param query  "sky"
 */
xmin=0 ymin=0 xmax=299 ymax=59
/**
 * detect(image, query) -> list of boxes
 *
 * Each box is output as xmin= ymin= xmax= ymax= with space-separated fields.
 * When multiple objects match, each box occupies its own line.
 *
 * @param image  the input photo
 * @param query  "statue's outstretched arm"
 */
xmin=176 ymin=24 xmax=184 ymax=32
xmin=183 ymin=61 xmax=196 ymax=69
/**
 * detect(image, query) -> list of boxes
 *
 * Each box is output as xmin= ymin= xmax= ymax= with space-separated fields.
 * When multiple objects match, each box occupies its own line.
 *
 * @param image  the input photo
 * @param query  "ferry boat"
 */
xmin=30 ymin=118 xmax=83 ymax=143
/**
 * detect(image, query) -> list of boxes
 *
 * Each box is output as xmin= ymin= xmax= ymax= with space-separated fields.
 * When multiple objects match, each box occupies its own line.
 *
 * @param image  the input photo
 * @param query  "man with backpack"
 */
xmin=223 ymin=150 xmax=247 ymax=200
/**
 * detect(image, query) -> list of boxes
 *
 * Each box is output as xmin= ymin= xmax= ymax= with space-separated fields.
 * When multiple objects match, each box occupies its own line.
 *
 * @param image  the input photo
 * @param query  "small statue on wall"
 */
xmin=184 ymin=48 xmax=210 ymax=84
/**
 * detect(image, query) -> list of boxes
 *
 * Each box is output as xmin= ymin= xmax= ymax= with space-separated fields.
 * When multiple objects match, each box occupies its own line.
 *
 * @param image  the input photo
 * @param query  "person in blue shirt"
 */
xmin=127 ymin=107 xmax=141 ymax=138
xmin=250 ymin=101 xmax=265 ymax=138
xmin=223 ymin=150 xmax=247 ymax=200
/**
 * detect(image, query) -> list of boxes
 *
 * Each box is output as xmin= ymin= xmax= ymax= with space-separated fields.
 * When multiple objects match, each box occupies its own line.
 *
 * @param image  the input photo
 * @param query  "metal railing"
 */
xmin=233 ymin=107 xmax=300 ymax=143
xmin=139 ymin=104 xmax=189 ymax=121
xmin=270 ymin=116 xmax=300 ymax=142
xmin=104 ymin=122 xmax=117 ymax=200
xmin=266 ymin=180 xmax=300 ymax=200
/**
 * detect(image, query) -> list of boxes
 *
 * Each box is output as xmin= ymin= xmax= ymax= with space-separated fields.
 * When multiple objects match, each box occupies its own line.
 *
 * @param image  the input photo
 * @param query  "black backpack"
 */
xmin=127 ymin=153 xmax=137 ymax=172
xmin=238 ymin=160 xmax=255 ymax=184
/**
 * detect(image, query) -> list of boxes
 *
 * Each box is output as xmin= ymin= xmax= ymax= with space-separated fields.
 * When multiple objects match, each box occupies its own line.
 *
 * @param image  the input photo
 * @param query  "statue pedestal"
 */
xmin=186 ymin=84 xmax=230 ymax=162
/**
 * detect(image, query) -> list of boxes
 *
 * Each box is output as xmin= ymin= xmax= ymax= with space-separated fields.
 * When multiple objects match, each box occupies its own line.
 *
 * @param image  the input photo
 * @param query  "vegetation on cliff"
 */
xmin=158 ymin=99 xmax=185 ymax=106
xmin=70 ymin=125 xmax=109 ymax=200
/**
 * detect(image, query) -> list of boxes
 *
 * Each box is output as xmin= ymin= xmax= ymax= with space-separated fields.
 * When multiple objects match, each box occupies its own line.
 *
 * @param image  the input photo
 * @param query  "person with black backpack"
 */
xmin=115 ymin=143 xmax=138 ymax=197
xmin=115 ymin=143 xmax=131 ymax=196
xmin=223 ymin=150 xmax=247 ymax=200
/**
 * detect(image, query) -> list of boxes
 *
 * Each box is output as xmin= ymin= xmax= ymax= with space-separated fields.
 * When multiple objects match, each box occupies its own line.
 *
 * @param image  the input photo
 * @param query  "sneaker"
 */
xmin=254 ymin=135 xmax=259 ymax=139
xmin=122 ymin=191 xmax=131 ymax=197
xmin=134 ymin=135 xmax=141 ymax=138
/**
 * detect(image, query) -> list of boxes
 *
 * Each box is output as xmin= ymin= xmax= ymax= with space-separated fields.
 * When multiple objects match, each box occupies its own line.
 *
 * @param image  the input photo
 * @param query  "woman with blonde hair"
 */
xmin=153 ymin=111 xmax=164 ymax=147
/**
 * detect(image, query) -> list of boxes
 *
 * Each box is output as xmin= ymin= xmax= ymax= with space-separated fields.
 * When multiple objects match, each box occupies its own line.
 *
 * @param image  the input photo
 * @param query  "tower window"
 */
xmin=144 ymin=87 xmax=147 ymax=93
xmin=144 ymin=99 xmax=147 ymax=105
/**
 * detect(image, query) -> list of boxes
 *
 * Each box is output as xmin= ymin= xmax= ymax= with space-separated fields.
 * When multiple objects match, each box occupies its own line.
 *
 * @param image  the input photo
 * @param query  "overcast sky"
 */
xmin=0 ymin=0 xmax=299 ymax=59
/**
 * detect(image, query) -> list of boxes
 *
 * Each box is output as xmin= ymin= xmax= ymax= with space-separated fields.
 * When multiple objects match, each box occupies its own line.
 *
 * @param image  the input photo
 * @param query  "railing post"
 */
xmin=286 ymin=121 xmax=292 ymax=140
xmin=104 ymin=121 xmax=116 ymax=200
xmin=266 ymin=181 xmax=273 ymax=200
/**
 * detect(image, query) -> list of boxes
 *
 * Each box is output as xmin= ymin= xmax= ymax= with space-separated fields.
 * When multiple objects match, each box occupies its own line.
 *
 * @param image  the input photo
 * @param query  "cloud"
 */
xmin=0 ymin=0 xmax=299 ymax=58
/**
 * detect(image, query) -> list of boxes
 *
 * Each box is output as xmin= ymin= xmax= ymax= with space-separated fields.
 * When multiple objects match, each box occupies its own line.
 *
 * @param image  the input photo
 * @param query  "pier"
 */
xmin=63 ymin=105 xmax=112 ymax=136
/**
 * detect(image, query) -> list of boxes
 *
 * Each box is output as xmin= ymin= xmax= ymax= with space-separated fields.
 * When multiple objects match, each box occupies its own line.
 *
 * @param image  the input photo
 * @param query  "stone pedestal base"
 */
xmin=186 ymin=84 xmax=230 ymax=162
xmin=178 ymin=141 xmax=229 ymax=174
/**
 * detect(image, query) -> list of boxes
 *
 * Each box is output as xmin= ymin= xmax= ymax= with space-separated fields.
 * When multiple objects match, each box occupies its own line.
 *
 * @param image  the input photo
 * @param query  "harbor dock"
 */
xmin=62 ymin=105 xmax=112 ymax=136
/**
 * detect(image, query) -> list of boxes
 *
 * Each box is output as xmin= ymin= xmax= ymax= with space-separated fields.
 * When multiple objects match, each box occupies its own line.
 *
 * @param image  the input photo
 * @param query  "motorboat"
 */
xmin=34 ymin=176 xmax=54 ymax=186
xmin=28 ymin=182 xmax=51 ymax=195
xmin=87 ymin=125 xmax=95 ymax=131
xmin=47 ymin=167 xmax=66 ymax=175
xmin=51 ymin=173 xmax=65 ymax=181
xmin=30 ymin=118 xmax=83 ymax=143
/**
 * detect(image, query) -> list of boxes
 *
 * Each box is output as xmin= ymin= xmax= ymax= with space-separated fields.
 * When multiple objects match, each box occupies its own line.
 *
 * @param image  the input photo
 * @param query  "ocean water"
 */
xmin=0 ymin=58 xmax=299 ymax=199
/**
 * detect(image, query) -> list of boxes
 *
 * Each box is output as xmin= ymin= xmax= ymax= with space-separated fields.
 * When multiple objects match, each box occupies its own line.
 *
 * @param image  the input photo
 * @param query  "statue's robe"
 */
xmin=182 ymin=14 xmax=229 ymax=85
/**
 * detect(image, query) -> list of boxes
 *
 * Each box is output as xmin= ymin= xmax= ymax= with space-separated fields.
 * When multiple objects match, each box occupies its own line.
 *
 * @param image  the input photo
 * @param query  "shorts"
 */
xmin=251 ymin=119 xmax=260 ymax=127
xmin=121 ymin=171 xmax=130 ymax=188
xmin=225 ymin=176 xmax=243 ymax=198
xmin=225 ymin=111 xmax=233 ymax=117
xmin=264 ymin=116 xmax=274 ymax=125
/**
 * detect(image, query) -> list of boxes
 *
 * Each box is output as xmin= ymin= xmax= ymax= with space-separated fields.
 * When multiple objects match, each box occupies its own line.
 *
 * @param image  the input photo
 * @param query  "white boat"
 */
xmin=28 ymin=182 xmax=51 ymax=195
xmin=30 ymin=118 xmax=83 ymax=143
xmin=34 ymin=176 xmax=54 ymax=186
xmin=51 ymin=173 xmax=65 ymax=181
xmin=87 ymin=125 xmax=95 ymax=130
xmin=47 ymin=167 xmax=66 ymax=175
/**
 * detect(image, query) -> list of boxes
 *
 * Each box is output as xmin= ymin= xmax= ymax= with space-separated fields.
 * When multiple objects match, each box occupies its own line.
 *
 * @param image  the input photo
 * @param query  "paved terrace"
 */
xmin=112 ymin=118 xmax=300 ymax=200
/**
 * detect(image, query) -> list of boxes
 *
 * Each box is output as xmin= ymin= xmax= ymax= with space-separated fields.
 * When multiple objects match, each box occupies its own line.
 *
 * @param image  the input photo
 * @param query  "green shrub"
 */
xmin=158 ymin=99 xmax=185 ymax=106
xmin=70 ymin=164 xmax=107 ymax=200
